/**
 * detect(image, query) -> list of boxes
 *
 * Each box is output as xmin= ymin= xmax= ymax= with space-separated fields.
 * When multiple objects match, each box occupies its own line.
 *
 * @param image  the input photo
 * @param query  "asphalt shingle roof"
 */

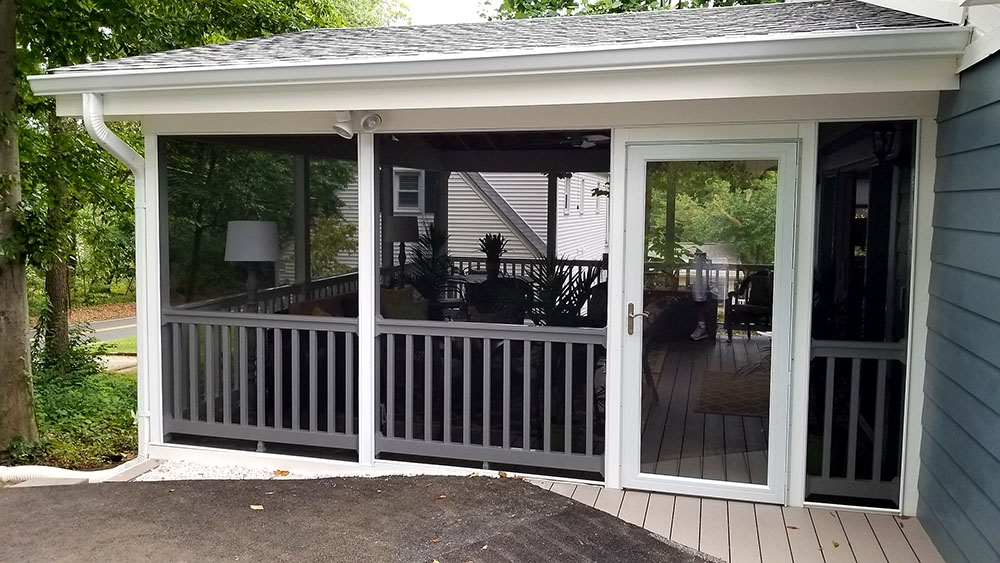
xmin=52 ymin=0 xmax=951 ymax=75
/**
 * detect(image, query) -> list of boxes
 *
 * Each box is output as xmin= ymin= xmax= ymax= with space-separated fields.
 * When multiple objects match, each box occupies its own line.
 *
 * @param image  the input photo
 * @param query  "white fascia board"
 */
xmin=29 ymin=27 xmax=969 ymax=98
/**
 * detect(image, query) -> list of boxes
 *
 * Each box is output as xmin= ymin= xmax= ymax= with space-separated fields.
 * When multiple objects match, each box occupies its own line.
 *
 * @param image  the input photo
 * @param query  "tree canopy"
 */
xmin=488 ymin=0 xmax=780 ymax=19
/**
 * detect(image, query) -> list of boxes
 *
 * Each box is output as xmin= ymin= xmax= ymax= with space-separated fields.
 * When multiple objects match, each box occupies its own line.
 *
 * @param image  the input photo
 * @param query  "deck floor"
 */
xmin=528 ymin=480 xmax=944 ymax=563
xmin=642 ymin=335 xmax=771 ymax=484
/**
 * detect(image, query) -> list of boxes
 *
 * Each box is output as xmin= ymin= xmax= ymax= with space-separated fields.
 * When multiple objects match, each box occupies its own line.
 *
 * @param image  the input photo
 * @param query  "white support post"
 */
xmin=900 ymin=117 xmax=937 ymax=516
xmin=141 ymin=133 xmax=165 ymax=452
xmin=357 ymin=133 xmax=377 ymax=466
xmin=604 ymin=130 xmax=627 ymax=489
xmin=788 ymin=122 xmax=819 ymax=507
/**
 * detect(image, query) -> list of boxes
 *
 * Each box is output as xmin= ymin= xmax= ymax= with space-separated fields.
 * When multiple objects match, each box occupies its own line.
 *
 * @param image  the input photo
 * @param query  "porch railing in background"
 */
xmin=451 ymin=256 xmax=609 ymax=283
xmin=376 ymin=319 xmax=606 ymax=473
xmin=808 ymin=339 xmax=908 ymax=504
xmin=162 ymin=310 xmax=360 ymax=453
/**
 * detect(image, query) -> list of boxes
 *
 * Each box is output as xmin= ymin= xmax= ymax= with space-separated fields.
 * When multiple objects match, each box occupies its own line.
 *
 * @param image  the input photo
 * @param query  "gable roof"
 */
xmin=49 ymin=0 xmax=950 ymax=76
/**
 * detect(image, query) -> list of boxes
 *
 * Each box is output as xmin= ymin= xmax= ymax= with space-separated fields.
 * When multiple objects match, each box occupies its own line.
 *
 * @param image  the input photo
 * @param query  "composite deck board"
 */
xmin=895 ymin=517 xmax=945 ymax=563
xmin=728 ymin=501 xmax=762 ymax=563
xmin=670 ymin=495 xmax=702 ymax=550
xmin=755 ymin=504 xmax=794 ymax=563
xmin=810 ymin=508 xmax=856 ymax=563
xmin=528 ymin=480 xmax=943 ymax=563
xmin=618 ymin=491 xmax=650 ymax=526
xmin=839 ymin=510 xmax=888 ymax=563
xmin=699 ymin=499 xmax=730 ymax=561
xmin=643 ymin=493 xmax=675 ymax=539
xmin=867 ymin=514 xmax=919 ymax=563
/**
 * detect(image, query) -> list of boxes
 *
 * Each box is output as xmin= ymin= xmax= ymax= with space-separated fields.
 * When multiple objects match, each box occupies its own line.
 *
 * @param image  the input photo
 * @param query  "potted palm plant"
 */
xmin=478 ymin=233 xmax=508 ymax=281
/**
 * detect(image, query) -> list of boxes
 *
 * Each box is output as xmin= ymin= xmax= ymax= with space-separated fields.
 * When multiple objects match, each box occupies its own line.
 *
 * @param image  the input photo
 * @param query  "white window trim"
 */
xmin=393 ymin=168 xmax=425 ymax=214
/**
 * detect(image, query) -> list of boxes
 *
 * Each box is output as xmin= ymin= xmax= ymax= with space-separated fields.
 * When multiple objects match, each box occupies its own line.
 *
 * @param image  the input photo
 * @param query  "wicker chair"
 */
xmin=725 ymin=269 xmax=774 ymax=342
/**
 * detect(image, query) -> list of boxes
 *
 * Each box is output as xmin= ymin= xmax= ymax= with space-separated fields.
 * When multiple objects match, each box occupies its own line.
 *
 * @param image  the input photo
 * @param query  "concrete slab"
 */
xmin=105 ymin=459 xmax=160 ymax=482
xmin=0 ymin=476 xmax=715 ymax=562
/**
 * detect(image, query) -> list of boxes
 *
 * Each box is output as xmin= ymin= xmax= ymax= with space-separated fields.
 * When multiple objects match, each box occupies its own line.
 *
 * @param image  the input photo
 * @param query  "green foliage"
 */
xmin=526 ymin=258 xmax=603 ymax=327
xmin=407 ymin=223 xmax=451 ymax=304
xmin=311 ymin=214 xmax=359 ymax=278
xmin=102 ymin=336 xmax=138 ymax=355
xmin=478 ymin=233 xmax=509 ymax=260
xmin=1 ymin=327 xmax=136 ymax=468
xmin=646 ymin=161 xmax=776 ymax=266
xmin=488 ymin=0 xmax=780 ymax=19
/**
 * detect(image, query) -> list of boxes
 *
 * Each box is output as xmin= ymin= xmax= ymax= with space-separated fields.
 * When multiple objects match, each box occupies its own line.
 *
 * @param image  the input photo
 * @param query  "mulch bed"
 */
xmin=69 ymin=302 xmax=136 ymax=324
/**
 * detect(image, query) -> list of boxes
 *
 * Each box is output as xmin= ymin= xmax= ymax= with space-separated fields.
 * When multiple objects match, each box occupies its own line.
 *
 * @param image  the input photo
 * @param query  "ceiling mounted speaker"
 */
xmin=359 ymin=112 xmax=382 ymax=133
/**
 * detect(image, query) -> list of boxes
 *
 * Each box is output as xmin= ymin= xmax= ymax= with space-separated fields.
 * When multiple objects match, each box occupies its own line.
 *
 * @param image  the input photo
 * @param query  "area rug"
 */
xmin=695 ymin=370 xmax=770 ymax=417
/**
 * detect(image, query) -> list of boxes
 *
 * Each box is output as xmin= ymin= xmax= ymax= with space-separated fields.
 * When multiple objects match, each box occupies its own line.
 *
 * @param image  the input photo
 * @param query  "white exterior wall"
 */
xmin=556 ymin=173 xmax=609 ymax=260
xmin=447 ymin=173 xmax=539 ymax=259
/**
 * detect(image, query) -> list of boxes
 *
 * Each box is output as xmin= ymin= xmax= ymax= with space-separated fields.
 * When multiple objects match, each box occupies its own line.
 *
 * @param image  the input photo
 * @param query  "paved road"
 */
xmin=87 ymin=316 xmax=136 ymax=342
xmin=0 ymin=477 xmax=714 ymax=563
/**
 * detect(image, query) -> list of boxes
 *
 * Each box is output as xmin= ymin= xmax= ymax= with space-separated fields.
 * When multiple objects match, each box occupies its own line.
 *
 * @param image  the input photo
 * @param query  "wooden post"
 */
xmin=547 ymin=173 xmax=558 ymax=263
xmin=436 ymin=171 xmax=451 ymax=237
xmin=293 ymin=155 xmax=311 ymax=286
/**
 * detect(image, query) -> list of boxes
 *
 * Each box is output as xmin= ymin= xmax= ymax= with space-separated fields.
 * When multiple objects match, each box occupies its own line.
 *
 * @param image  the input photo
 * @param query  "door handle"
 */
xmin=627 ymin=303 xmax=649 ymax=336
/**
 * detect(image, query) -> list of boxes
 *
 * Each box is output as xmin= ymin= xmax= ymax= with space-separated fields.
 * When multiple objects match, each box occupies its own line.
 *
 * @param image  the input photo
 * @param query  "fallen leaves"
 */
xmin=250 ymin=505 xmax=264 ymax=511
xmin=273 ymin=470 xmax=290 ymax=477
xmin=437 ymin=495 xmax=447 ymax=500
xmin=786 ymin=525 xmax=799 ymax=530
xmin=832 ymin=541 xmax=840 ymax=548
xmin=431 ymin=538 xmax=442 ymax=543
xmin=498 ymin=471 xmax=507 ymax=478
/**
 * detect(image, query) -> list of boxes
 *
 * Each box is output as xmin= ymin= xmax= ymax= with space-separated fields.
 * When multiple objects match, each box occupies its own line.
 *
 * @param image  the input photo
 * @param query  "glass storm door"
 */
xmin=621 ymin=142 xmax=797 ymax=503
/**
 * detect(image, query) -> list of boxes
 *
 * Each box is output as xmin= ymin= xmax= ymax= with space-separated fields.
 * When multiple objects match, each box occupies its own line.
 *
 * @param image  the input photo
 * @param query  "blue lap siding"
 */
xmin=922 ymin=51 xmax=1000 ymax=563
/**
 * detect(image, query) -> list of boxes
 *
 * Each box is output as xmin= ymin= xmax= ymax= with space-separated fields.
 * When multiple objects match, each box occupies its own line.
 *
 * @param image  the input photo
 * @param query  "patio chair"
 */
xmin=724 ymin=269 xmax=774 ymax=342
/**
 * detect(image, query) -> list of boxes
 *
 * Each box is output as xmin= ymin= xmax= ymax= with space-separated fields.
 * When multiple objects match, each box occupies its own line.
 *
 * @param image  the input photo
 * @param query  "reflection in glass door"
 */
xmin=623 ymin=142 xmax=796 ymax=503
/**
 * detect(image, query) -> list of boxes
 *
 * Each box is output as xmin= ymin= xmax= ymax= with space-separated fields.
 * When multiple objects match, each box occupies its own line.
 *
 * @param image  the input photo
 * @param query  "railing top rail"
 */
xmin=174 ymin=271 xmax=362 ymax=311
xmin=451 ymin=256 xmax=605 ymax=267
xmin=378 ymin=318 xmax=606 ymax=344
xmin=163 ymin=309 xmax=359 ymax=330
xmin=811 ymin=339 xmax=908 ymax=361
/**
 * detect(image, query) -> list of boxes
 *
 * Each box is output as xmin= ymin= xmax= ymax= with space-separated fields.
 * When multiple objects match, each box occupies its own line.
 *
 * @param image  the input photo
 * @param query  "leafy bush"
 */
xmin=1 ymin=329 xmax=137 ymax=469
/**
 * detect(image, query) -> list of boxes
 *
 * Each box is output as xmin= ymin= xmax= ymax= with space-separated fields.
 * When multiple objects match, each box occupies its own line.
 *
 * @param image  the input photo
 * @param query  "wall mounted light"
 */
xmin=872 ymin=123 xmax=896 ymax=163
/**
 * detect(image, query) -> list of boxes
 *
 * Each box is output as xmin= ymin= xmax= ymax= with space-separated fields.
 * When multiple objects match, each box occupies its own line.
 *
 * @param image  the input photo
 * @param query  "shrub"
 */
xmin=0 ymin=328 xmax=137 ymax=469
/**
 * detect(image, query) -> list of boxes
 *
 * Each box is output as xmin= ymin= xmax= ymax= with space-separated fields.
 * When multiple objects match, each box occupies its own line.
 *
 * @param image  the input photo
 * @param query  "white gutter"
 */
xmin=29 ymin=27 xmax=971 ymax=97
xmin=80 ymin=93 xmax=150 ymax=458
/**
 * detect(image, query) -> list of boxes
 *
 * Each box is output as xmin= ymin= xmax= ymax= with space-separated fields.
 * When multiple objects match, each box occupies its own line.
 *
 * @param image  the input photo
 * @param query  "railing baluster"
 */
xmin=274 ymin=329 xmax=283 ymax=429
xmin=444 ymin=337 xmax=452 ymax=443
xmin=523 ymin=341 xmax=531 ymax=451
xmin=222 ymin=326 xmax=231 ymax=425
xmin=309 ymin=330 xmax=318 ymax=432
xmin=239 ymin=327 xmax=249 ymax=426
xmin=189 ymin=325 xmax=199 ymax=422
xmin=463 ymin=337 xmax=471 ymax=445
xmin=544 ymin=342 xmax=552 ymax=453
xmin=291 ymin=329 xmax=300 ymax=431
xmin=586 ymin=344 xmax=594 ymax=457
xmin=346 ymin=332 xmax=354 ymax=435
xmin=205 ymin=325 xmax=215 ymax=424
xmin=405 ymin=334 xmax=414 ymax=441
xmin=565 ymin=342 xmax=573 ymax=454
xmin=847 ymin=357 xmax=861 ymax=480
xmin=387 ymin=334 xmax=395 ymax=439
xmin=873 ymin=359 xmax=888 ymax=481
xmin=327 ymin=332 xmax=335 ymax=434
xmin=503 ymin=339 xmax=511 ymax=450
xmin=483 ymin=338 xmax=491 ymax=447
xmin=822 ymin=357 xmax=835 ymax=479
xmin=257 ymin=327 xmax=266 ymax=428
xmin=172 ymin=324 xmax=182 ymax=420
xmin=425 ymin=336 xmax=432 ymax=441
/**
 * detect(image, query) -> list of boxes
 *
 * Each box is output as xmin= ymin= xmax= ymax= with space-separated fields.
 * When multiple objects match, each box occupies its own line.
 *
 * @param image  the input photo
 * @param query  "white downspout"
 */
xmin=81 ymin=93 xmax=151 ymax=459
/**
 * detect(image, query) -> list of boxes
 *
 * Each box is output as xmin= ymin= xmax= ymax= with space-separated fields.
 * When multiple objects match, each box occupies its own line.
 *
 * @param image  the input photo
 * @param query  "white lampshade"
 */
xmin=224 ymin=221 xmax=280 ymax=262
xmin=384 ymin=216 xmax=420 ymax=243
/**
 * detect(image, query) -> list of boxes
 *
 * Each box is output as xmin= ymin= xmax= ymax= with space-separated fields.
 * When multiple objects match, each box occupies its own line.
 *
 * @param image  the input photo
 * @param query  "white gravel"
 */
xmin=134 ymin=460 xmax=344 ymax=482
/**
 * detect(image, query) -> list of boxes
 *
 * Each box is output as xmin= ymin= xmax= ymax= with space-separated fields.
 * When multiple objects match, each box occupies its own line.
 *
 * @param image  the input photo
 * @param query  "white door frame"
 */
xmin=610 ymin=125 xmax=800 ymax=504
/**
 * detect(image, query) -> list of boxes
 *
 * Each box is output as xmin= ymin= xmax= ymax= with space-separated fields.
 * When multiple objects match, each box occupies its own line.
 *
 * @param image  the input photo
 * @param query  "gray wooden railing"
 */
xmin=376 ymin=319 xmax=606 ymax=473
xmin=451 ymin=256 xmax=608 ymax=283
xmin=808 ymin=339 xmax=908 ymax=504
xmin=162 ymin=310 xmax=360 ymax=452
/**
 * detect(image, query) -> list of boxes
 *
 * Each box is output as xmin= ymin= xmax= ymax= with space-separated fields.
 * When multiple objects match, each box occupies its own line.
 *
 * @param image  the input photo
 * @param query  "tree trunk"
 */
xmin=41 ymin=111 xmax=74 ymax=360
xmin=44 ymin=260 xmax=70 ymax=358
xmin=0 ymin=0 xmax=39 ymax=449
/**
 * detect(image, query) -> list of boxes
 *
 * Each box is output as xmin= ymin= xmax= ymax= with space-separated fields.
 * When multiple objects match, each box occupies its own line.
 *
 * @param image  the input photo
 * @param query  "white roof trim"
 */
xmin=29 ymin=27 xmax=970 ymax=97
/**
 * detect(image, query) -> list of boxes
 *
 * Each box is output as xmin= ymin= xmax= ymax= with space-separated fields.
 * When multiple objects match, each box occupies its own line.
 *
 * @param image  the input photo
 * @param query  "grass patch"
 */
xmin=103 ymin=336 xmax=138 ymax=355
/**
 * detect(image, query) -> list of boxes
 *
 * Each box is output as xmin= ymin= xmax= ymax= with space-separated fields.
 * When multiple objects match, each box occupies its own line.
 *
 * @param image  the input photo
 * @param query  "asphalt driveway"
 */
xmin=0 ymin=476 xmax=714 ymax=562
